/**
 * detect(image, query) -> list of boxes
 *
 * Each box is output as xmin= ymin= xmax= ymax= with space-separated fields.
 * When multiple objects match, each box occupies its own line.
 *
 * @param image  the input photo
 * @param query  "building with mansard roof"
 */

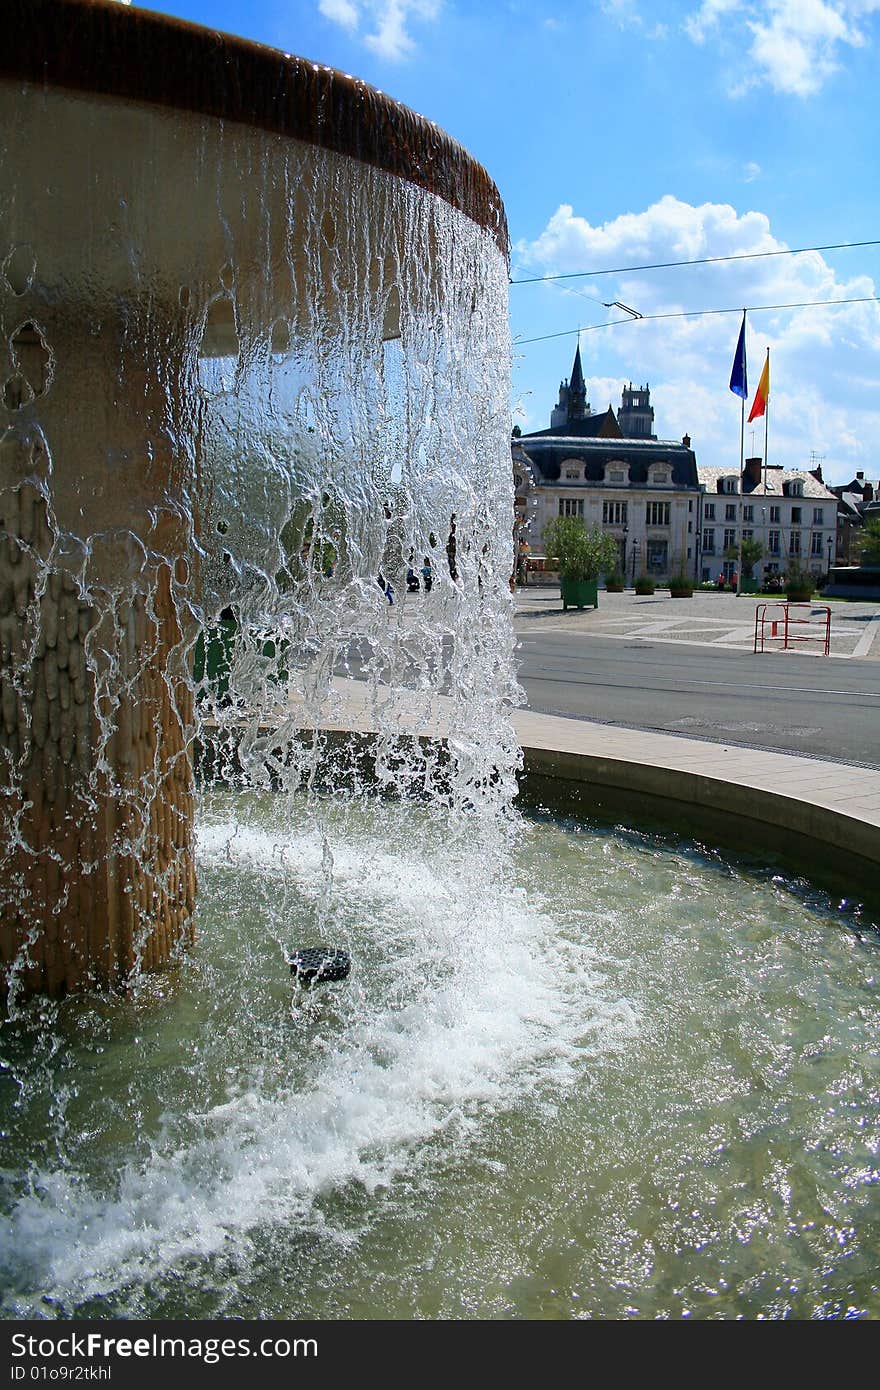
xmin=695 ymin=458 xmax=837 ymax=584
xmin=514 ymin=345 xmax=700 ymax=583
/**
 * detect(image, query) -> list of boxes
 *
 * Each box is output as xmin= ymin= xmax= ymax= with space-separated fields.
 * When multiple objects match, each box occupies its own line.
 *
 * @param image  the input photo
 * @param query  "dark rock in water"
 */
xmin=289 ymin=945 xmax=351 ymax=984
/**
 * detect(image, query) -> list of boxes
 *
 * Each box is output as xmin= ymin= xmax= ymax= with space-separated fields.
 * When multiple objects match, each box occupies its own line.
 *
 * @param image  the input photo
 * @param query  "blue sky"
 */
xmin=118 ymin=1 xmax=879 ymax=484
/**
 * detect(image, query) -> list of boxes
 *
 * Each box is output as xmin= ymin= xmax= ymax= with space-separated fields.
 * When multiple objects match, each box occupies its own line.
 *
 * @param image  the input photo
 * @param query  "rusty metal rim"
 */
xmin=3 ymin=0 xmax=509 ymax=257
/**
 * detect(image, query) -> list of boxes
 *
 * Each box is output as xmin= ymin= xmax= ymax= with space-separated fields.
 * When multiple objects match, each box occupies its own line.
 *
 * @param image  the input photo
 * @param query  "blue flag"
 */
xmin=729 ymin=313 xmax=747 ymax=399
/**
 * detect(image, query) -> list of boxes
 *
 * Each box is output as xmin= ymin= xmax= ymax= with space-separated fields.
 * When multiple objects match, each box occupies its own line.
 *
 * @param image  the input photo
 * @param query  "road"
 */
xmin=514 ymin=632 xmax=880 ymax=766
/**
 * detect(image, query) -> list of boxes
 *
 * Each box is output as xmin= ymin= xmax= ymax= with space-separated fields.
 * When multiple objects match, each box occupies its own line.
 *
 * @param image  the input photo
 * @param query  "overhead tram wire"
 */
xmin=514 ymin=295 xmax=880 ymax=346
xmin=509 ymin=239 xmax=880 ymax=286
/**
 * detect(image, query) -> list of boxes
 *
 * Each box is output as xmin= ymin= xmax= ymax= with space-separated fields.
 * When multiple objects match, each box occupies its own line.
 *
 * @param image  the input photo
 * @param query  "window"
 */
xmin=559 ymin=499 xmax=584 ymax=518
xmin=723 ymin=528 xmax=736 ymax=551
xmin=791 ymin=507 xmax=802 ymax=524
xmin=723 ymin=477 xmax=738 ymax=493
xmin=602 ymin=500 xmax=628 ymax=525
xmin=742 ymin=529 xmax=753 ymax=540
xmin=646 ymin=539 xmax=668 ymax=572
xmin=789 ymin=531 xmax=801 ymax=555
xmin=813 ymin=507 xmax=824 ymax=525
xmin=743 ymin=505 xmax=753 ymax=522
xmin=770 ymin=505 xmax=780 ymax=523
xmin=704 ymin=503 xmax=716 ymax=520
xmin=564 ymin=468 xmax=580 ymax=480
xmin=609 ymin=469 xmax=625 ymax=483
xmin=725 ymin=503 xmax=737 ymax=521
xmin=811 ymin=533 xmax=823 ymax=556
xmin=688 ymin=500 xmax=693 ymax=513
xmin=654 ymin=471 xmax=668 ymax=484
xmin=702 ymin=528 xmax=715 ymax=553
xmin=646 ymin=501 xmax=670 ymax=526
xmin=768 ymin=530 xmax=780 ymax=554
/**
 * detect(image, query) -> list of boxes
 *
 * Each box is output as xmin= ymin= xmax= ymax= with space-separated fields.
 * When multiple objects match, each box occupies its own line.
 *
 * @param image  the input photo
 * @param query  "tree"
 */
xmin=543 ymin=517 xmax=620 ymax=582
xmin=857 ymin=515 xmax=880 ymax=565
xmin=739 ymin=537 xmax=764 ymax=579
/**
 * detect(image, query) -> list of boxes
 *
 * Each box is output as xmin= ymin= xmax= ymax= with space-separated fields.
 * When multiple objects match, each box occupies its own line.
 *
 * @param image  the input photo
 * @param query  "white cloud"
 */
xmin=744 ymin=161 xmax=761 ymax=181
xmin=318 ymin=0 xmax=441 ymax=61
xmin=684 ymin=0 xmax=880 ymax=96
xmin=319 ymin=0 xmax=360 ymax=28
xmin=684 ymin=0 xmax=739 ymax=43
xmin=600 ymin=1 xmax=667 ymax=37
xmin=513 ymin=197 xmax=880 ymax=484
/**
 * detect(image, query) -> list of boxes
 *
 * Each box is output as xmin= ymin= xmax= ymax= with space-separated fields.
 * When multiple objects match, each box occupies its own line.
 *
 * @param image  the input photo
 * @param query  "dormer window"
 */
xmin=564 ymin=468 xmax=580 ymax=481
xmin=787 ymin=479 xmax=804 ymax=497
xmin=720 ymin=476 xmax=739 ymax=494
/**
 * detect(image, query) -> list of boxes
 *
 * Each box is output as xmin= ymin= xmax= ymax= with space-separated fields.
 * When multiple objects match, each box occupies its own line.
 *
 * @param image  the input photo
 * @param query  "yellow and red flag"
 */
xmin=748 ymin=350 xmax=769 ymax=422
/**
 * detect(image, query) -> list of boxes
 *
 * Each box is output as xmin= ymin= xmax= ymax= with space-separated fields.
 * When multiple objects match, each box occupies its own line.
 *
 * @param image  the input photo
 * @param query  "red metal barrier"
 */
xmin=754 ymin=603 xmax=831 ymax=655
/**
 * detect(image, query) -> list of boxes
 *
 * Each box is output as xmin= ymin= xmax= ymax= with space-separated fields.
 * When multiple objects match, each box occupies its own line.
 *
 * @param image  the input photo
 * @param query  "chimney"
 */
xmin=744 ymin=456 xmax=762 ymax=487
xmin=811 ymin=462 xmax=823 ymax=483
xmin=865 ymin=483 xmax=875 ymax=502
xmin=856 ymin=471 xmax=865 ymax=481
xmin=682 ymin=433 xmax=691 ymax=448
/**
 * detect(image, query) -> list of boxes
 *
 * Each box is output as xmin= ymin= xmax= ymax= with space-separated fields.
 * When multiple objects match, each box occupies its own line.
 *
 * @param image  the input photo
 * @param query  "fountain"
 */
xmin=0 ymin=0 xmax=514 ymax=999
xmin=1 ymin=1 xmax=878 ymax=1322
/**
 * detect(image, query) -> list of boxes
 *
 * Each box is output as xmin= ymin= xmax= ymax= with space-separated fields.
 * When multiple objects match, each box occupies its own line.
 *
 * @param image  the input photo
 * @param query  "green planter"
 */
xmin=785 ymin=587 xmax=813 ymax=603
xmin=634 ymin=577 xmax=655 ymax=596
xmin=193 ymin=619 xmax=290 ymax=699
xmin=669 ymin=585 xmax=694 ymax=598
xmin=560 ymin=576 xmax=598 ymax=611
xmin=193 ymin=619 xmax=236 ymax=698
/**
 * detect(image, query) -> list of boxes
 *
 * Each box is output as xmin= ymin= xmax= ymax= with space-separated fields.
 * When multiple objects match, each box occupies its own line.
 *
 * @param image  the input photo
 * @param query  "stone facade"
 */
xmin=696 ymin=457 xmax=838 ymax=584
xmin=513 ymin=348 xmax=700 ymax=583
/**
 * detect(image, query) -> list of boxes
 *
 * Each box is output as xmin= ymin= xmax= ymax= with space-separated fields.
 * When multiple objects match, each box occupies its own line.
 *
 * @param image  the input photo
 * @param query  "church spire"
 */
xmin=568 ymin=342 xmax=587 ymax=418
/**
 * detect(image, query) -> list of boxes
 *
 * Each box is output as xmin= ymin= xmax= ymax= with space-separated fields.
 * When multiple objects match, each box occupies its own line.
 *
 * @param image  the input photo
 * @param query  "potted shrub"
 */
xmin=784 ymin=561 xmax=813 ymax=602
xmin=668 ymin=571 xmax=694 ymax=598
xmin=634 ymin=573 xmax=655 ymax=595
xmin=543 ymin=517 xmax=619 ymax=611
xmin=740 ymin=537 xmax=764 ymax=594
xmin=604 ymin=570 xmax=625 ymax=593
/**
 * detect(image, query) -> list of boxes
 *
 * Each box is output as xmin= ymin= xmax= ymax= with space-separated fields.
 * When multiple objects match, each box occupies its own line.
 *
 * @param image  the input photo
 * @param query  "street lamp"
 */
xmin=827 ymin=532 xmax=834 ymax=581
xmin=622 ymin=522 xmax=628 ymax=586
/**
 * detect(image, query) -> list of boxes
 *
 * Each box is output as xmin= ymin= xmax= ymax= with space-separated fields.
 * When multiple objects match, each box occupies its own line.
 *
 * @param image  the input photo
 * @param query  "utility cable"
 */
xmin=514 ymin=295 xmax=880 ymax=346
xmin=510 ymin=239 xmax=880 ymax=286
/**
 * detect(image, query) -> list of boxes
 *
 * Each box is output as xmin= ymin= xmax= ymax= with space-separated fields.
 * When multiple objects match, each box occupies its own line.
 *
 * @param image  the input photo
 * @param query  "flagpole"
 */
xmin=729 ymin=308 xmax=748 ymax=597
xmin=736 ymin=311 xmax=746 ymax=597
xmin=762 ymin=347 xmax=770 ymax=494
xmin=736 ymin=389 xmax=745 ymax=595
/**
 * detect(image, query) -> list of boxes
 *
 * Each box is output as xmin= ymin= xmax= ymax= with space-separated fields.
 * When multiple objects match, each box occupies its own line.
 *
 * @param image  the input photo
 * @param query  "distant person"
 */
xmin=446 ymin=515 xmax=457 ymax=581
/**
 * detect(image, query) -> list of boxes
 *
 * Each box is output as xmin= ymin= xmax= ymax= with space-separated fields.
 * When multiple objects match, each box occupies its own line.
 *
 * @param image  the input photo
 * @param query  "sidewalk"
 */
xmin=513 ymin=585 xmax=880 ymax=660
xmin=278 ymin=674 xmax=880 ymax=887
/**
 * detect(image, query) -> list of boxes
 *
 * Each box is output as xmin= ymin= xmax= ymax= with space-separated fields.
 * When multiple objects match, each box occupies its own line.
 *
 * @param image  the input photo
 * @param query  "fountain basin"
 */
xmin=0 ymin=790 xmax=877 ymax=1320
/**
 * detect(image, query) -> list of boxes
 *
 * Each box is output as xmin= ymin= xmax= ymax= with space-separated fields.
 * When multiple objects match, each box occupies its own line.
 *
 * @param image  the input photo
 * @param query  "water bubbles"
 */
xmin=2 ymin=245 xmax=36 ymax=297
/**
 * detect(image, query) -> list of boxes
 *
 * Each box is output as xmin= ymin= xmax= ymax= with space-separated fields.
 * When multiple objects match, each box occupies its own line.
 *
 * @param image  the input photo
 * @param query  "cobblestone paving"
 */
xmin=513 ymin=587 xmax=880 ymax=660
